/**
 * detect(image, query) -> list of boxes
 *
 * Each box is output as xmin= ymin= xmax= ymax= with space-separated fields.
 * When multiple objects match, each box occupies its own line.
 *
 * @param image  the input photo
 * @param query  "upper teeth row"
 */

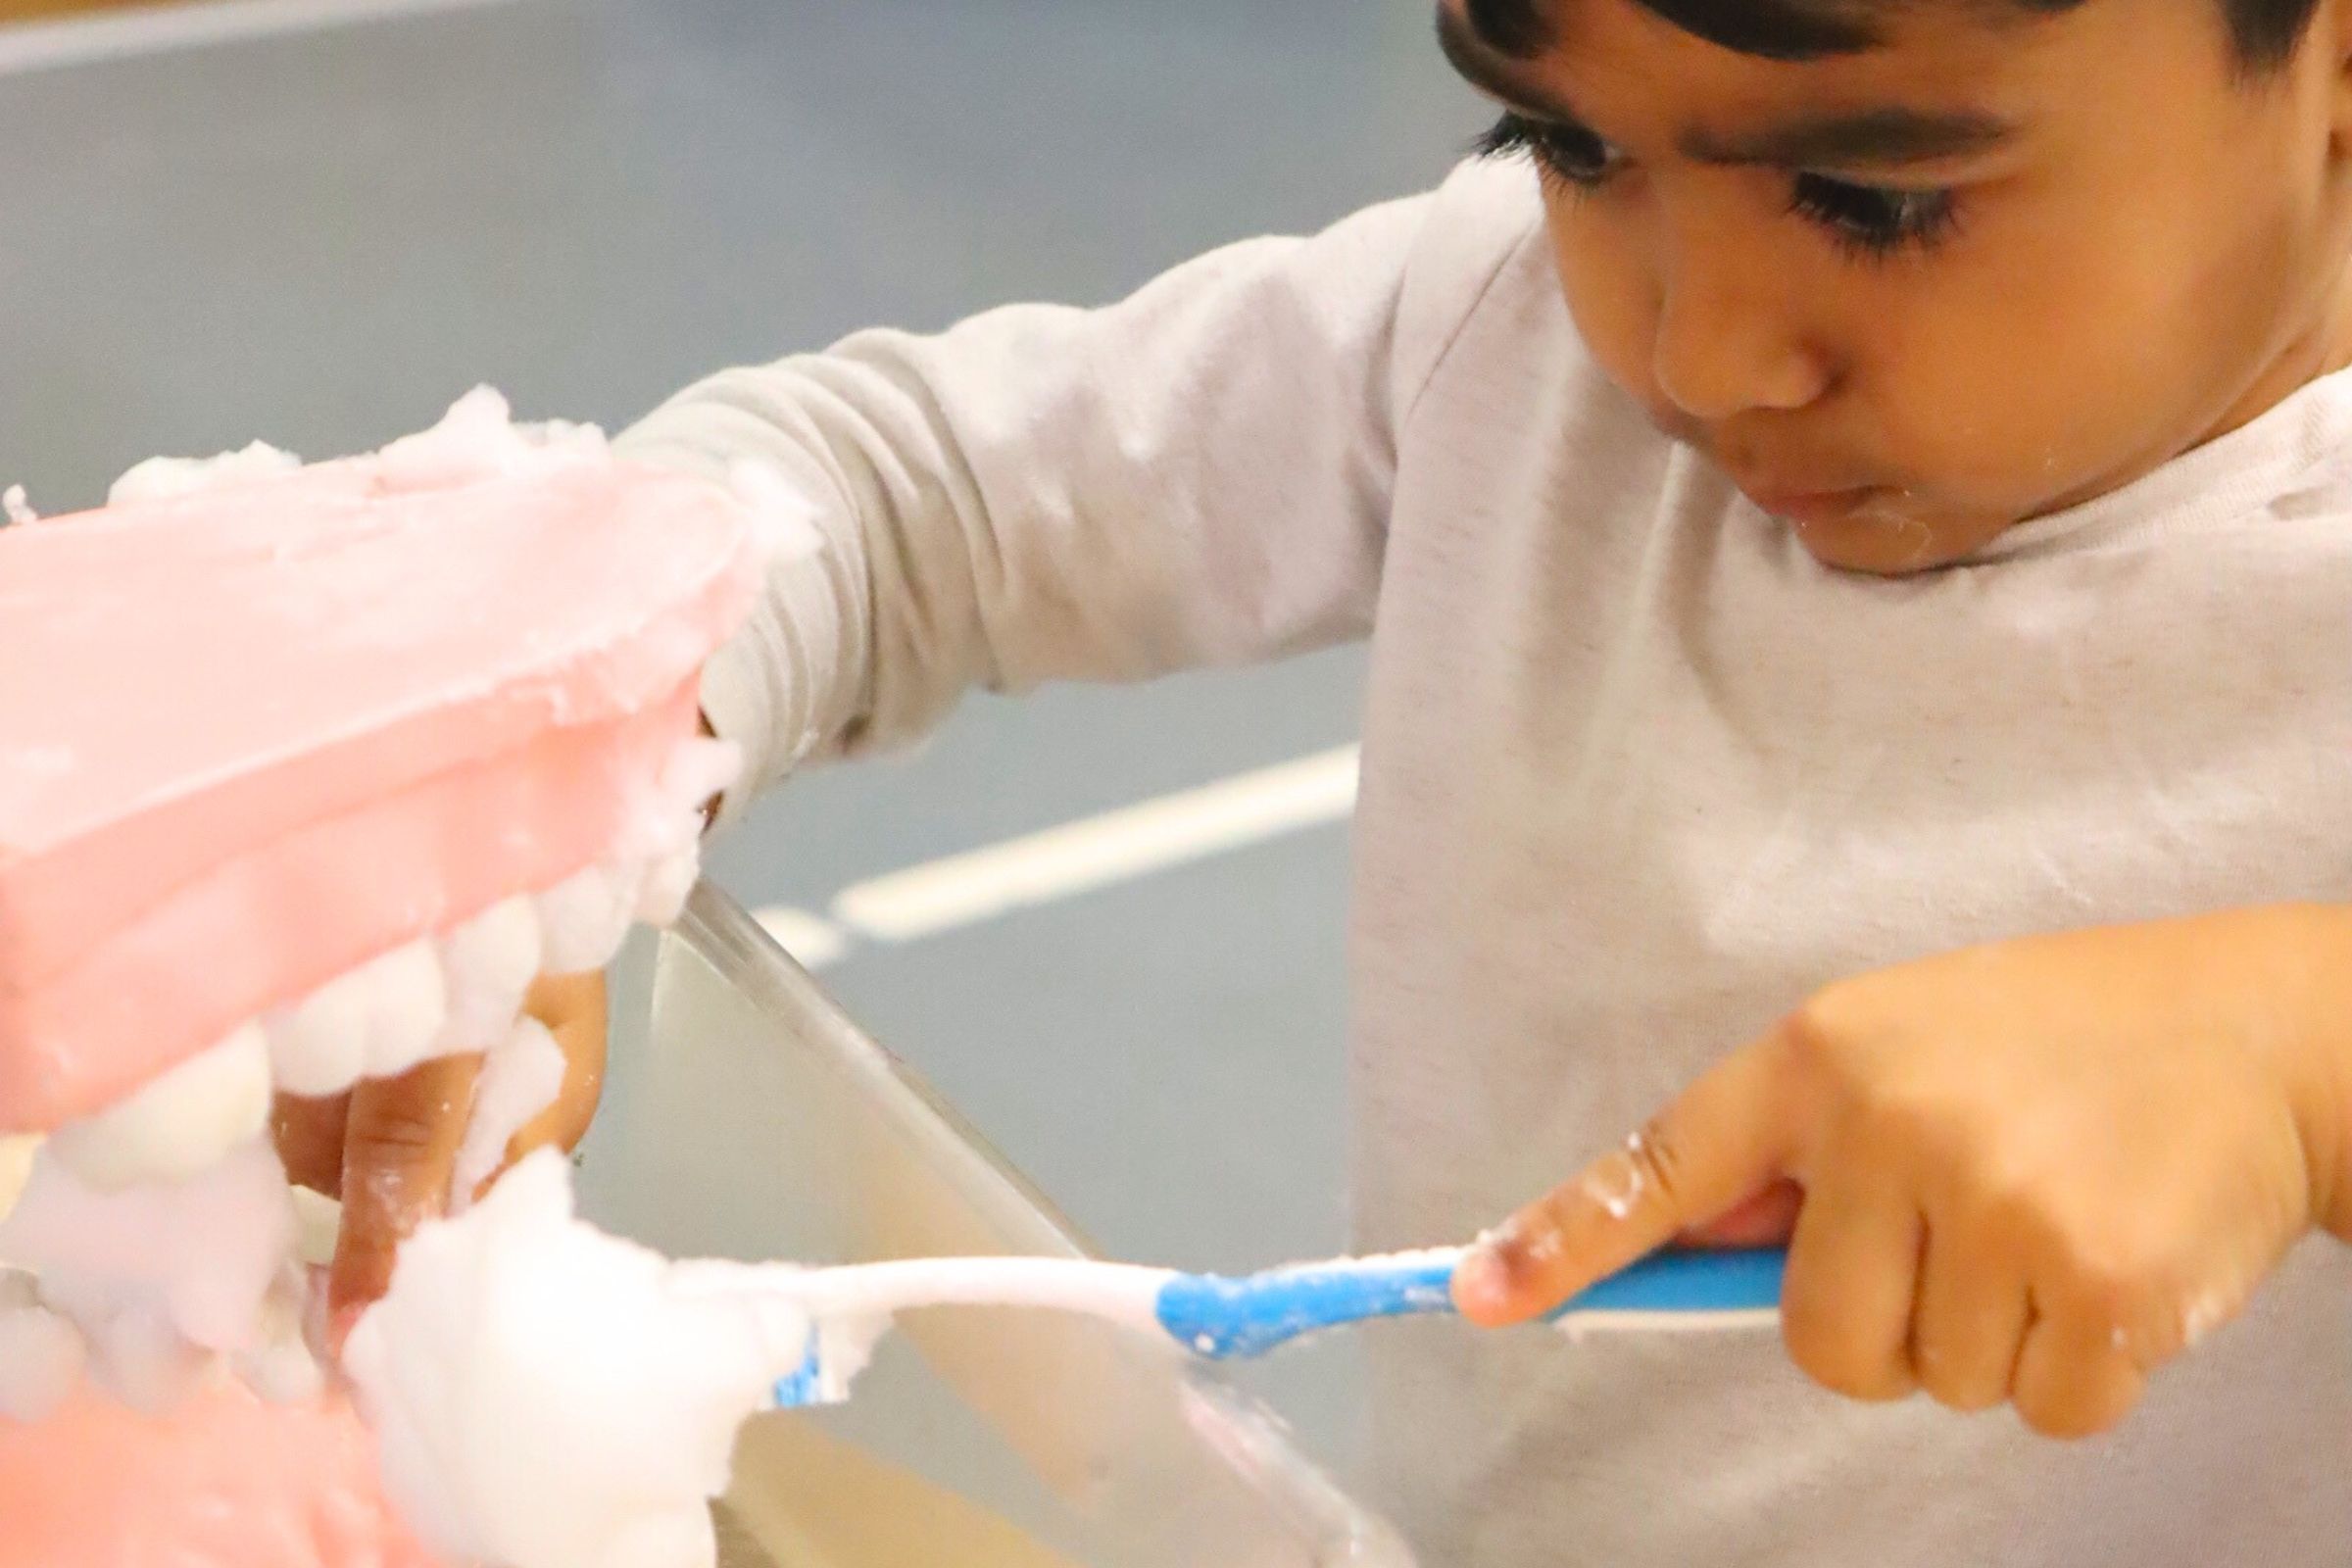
xmin=15 ymin=734 xmax=730 ymax=1206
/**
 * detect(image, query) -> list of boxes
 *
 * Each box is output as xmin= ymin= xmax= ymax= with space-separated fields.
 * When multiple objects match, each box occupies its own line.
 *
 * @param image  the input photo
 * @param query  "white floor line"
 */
xmin=0 ymin=0 xmax=516 ymax=76
xmin=833 ymin=745 xmax=1361 ymax=946
xmin=748 ymin=743 xmax=1362 ymax=970
xmin=751 ymin=906 xmax=853 ymax=973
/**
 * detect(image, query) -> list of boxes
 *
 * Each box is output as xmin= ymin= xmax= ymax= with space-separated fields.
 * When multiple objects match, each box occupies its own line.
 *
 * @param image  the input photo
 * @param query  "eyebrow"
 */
xmin=1681 ymin=109 xmax=2016 ymax=168
xmin=1435 ymin=5 xmax=2018 ymax=171
xmin=1453 ymin=0 xmax=1878 ymax=62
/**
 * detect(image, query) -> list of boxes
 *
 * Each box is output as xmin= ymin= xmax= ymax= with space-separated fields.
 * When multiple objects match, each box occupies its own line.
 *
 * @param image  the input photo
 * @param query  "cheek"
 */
xmin=1544 ymin=195 xmax=1662 ymax=405
xmin=1860 ymin=184 xmax=2306 ymax=506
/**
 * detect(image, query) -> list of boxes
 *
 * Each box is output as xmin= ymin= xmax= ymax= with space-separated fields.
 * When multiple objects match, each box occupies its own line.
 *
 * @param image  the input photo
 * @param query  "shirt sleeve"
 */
xmin=615 ymin=162 xmax=1537 ymax=827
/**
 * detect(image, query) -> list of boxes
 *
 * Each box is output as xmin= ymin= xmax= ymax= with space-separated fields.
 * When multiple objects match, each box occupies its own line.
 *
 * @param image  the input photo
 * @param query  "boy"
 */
xmin=326 ymin=0 xmax=2352 ymax=1560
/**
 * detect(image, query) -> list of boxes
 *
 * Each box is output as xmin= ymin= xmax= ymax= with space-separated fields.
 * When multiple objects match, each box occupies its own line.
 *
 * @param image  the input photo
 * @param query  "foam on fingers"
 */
xmin=449 ymin=1017 xmax=570 ymax=1213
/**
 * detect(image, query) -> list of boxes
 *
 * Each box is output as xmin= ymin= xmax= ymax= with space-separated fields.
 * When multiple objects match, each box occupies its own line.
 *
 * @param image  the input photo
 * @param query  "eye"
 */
xmin=1477 ymin=111 xmax=1627 ymax=190
xmin=1788 ymin=173 xmax=1959 ymax=258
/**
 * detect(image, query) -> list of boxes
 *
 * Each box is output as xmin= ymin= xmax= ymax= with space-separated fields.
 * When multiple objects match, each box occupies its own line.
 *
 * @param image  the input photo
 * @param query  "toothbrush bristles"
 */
xmin=771 ymin=1332 xmax=831 ymax=1410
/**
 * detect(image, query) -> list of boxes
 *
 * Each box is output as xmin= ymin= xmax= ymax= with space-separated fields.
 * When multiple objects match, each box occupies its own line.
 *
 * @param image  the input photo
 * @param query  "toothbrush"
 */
xmin=769 ymin=1244 xmax=1788 ymax=1408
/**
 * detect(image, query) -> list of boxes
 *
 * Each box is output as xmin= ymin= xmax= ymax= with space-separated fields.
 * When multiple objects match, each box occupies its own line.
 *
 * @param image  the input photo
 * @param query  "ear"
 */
xmin=2329 ymin=0 xmax=2352 ymax=132
xmin=2318 ymin=0 xmax=2352 ymax=169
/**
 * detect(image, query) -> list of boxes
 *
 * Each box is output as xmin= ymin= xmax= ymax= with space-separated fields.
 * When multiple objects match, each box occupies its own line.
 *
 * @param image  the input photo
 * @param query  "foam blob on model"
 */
xmin=0 ymin=391 xmax=808 ymax=1566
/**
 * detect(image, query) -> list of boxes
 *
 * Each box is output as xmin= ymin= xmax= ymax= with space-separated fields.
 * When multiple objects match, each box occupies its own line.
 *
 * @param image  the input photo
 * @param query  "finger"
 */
xmin=1781 ymin=1174 xmax=1923 ymax=1402
xmin=472 ymin=972 xmax=610 ymax=1200
xmin=2011 ymin=1304 xmax=2145 ymax=1439
xmin=270 ymin=1090 xmax=352 ymax=1199
xmin=1456 ymin=1037 xmax=1796 ymax=1326
xmin=329 ymin=1053 xmax=483 ymax=1333
xmin=1683 ymin=1179 xmax=1803 ymax=1248
xmin=1908 ymin=1207 xmax=2031 ymax=1413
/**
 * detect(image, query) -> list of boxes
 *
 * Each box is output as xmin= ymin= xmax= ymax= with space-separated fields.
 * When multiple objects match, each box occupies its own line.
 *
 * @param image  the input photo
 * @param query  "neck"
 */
xmin=2207 ymin=249 xmax=2352 ymax=443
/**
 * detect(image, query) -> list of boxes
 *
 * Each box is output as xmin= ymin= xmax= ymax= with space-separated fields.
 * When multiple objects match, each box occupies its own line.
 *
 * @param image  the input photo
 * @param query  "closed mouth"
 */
xmin=1740 ymin=485 xmax=1882 ymax=525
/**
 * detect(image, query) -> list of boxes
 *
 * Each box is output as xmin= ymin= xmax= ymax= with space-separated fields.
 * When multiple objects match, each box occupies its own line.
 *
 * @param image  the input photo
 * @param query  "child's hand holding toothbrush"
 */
xmin=1453 ymin=906 xmax=2352 ymax=1439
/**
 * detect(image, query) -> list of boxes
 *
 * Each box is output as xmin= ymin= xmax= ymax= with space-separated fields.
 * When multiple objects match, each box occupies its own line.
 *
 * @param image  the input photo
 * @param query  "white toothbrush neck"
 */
xmin=773 ymin=1257 xmax=1173 ymax=1333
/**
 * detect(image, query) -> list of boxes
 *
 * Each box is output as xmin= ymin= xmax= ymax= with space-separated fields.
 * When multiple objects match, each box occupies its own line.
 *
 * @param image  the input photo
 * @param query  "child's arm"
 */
xmin=1451 ymin=905 xmax=2352 ymax=1439
xmin=308 ymin=163 xmax=1532 ymax=1314
xmin=613 ymin=167 xmax=1526 ymax=826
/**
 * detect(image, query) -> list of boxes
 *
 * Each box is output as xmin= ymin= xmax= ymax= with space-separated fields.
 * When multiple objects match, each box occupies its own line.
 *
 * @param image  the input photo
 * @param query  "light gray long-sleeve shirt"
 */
xmin=619 ymin=157 xmax=2352 ymax=1567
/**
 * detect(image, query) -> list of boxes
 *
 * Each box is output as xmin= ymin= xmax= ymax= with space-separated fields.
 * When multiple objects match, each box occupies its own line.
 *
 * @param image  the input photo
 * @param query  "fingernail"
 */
xmin=1453 ymin=1246 xmax=1512 ymax=1313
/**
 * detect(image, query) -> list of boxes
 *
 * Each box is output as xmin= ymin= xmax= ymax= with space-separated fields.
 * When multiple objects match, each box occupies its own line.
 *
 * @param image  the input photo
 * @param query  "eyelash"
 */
xmin=1476 ymin=111 xmax=1961 ymax=261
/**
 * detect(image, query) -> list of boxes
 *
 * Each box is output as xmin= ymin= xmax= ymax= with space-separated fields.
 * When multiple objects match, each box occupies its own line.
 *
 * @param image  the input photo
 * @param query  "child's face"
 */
xmin=1441 ymin=0 xmax=2352 ymax=571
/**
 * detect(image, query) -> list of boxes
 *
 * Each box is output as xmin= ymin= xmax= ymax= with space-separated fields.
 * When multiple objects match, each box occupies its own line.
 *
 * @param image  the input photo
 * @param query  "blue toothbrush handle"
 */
xmin=1155 ymin=1246 xmax=1788 ymax=1359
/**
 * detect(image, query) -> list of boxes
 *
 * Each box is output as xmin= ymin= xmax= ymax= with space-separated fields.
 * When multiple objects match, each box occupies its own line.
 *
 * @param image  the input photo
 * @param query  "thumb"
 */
xmin=1453 ymin=1035 xmax=1795 ymax=1326
xmin=328 ymin=1052 xmax=483 ymax=1342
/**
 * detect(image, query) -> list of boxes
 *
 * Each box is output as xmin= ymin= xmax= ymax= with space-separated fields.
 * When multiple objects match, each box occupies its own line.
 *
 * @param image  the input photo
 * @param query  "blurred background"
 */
xmin=0 ymin=0 xmax=1484 ymax=1478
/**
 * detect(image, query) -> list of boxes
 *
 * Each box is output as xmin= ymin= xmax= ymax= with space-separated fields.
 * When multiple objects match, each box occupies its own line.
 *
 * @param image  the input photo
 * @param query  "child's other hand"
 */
xmin=271 ymin=969 xmax=610 ymax=1339
xmin=1452 ymin=907 xmax=2352 ymax=1438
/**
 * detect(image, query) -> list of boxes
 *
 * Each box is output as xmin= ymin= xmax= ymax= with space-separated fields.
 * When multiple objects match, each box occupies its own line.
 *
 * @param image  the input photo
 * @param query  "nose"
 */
xmin=1648 ymin=220 xmax=1832 ymax=421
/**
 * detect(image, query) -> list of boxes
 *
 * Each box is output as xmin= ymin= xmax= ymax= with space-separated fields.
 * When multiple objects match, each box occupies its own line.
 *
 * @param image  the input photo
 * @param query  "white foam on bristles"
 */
xmin=346 ymin=1153 xmax=815 ymax=1568
xmin=1 ymin=484 xmax=34 ymax=527
xmin=449 ymin=1017 xmax=569 ymax=1211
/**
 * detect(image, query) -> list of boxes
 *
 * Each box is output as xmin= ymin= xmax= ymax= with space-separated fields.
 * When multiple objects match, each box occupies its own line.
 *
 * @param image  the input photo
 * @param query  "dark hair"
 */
xmin=1464 ymin=0 xmax=2324 ymax=72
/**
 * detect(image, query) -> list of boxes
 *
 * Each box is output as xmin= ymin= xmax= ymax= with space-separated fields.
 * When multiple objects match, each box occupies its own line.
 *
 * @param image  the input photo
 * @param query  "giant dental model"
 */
xmin=0 ymin=391 xmax=799 ymax=1568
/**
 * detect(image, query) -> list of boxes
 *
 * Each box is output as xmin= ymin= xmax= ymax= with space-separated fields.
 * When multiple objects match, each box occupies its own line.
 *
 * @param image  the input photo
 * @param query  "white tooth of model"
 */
xmin=290 ymin=1185 xmax=344 ymax=1270
xmin=356 ymin=940 xmax=452 ymax=1081
xmin=46 ymin=1025 xmax=272 ymax=1192
xmin=267 ymin=963 xmax=374 ymax=1100
xmin=0 ymin=1274 xmax=84 ymax=1423
xmin=536 ymin=862 xmax=636 ymax=977
xmin=438 ymin=896 xmax=545 ymax=1054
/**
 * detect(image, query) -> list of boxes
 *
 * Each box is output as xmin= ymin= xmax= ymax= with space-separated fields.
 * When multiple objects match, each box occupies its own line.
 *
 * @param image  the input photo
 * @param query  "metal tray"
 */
xmin=576 ymin=884 xmax=1413 ymax=1568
